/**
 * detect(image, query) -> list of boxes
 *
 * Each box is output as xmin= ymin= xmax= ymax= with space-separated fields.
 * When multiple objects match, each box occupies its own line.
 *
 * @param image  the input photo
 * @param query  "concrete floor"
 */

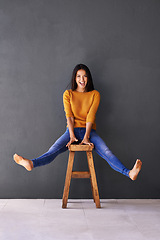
xmin=0 ymin=199 xmax=160 ymax=240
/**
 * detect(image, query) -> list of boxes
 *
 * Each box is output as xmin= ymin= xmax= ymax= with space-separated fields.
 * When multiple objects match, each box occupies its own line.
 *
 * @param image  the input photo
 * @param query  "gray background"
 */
xmin=0 ymin=0 xmax=160 ymax=199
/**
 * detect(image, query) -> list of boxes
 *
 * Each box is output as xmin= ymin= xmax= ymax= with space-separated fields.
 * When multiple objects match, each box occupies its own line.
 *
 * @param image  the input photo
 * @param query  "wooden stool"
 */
xmin=62 ymin=144 xmax=101 ymax=208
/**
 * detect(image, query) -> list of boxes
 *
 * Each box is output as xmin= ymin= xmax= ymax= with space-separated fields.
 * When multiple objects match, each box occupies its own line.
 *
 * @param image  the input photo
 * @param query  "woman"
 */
xmin=13 ymin=64 xmax=142 ymax=180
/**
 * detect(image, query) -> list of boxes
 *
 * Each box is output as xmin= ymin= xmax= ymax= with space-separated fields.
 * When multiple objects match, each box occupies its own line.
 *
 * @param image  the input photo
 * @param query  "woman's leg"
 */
xmin=90 ymin=130 xmax=131 ymax=178
xmin=31 ymin=129 xmax=70 ymax=167
xmin=13 ymin=128 xmax=70 ymax=170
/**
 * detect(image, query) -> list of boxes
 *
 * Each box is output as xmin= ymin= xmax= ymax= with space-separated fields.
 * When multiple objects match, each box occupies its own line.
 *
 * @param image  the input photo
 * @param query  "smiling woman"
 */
xmin=13 ymin=64 xmax=142 ymax=181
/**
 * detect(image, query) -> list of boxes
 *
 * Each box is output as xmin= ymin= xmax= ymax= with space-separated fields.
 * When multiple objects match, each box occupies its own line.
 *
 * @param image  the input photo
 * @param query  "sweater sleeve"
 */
xmin=63 ymin=90 xmax=74 ymax=118
xmin=86 ymin=91 xmax=100 ymax=124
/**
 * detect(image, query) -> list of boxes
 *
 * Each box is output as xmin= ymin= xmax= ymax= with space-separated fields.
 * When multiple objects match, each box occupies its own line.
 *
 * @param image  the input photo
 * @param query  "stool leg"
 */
xmin=62 ymin=151 xmax=75 ymax=208
xmin=90 ymin=176 xmax=95 ymax=203
xmin=86 ymin=151 xmax=101 ymax=208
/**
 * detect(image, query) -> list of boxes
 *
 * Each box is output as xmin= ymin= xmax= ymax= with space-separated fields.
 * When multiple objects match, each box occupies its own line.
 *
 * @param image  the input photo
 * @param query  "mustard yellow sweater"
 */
xmin=63 ymin=89 xmax=100 ymax=130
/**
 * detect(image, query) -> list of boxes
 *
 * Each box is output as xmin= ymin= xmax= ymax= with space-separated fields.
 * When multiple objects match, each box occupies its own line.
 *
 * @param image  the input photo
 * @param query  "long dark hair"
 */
xmin=71 ymin=64 xmax=94 ymax=92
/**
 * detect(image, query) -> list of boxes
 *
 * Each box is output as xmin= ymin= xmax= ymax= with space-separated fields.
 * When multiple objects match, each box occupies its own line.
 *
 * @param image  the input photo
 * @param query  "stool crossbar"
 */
xmin=62 ymin=144 xmax=101 ymax=208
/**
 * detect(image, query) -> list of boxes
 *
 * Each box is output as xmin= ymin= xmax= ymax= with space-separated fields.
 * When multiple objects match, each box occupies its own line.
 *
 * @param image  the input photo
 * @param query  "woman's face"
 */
xmin=75 ymin=69 xmax=88 ymax=92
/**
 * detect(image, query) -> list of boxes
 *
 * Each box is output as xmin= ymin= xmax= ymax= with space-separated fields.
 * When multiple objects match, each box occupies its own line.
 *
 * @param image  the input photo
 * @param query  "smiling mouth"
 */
xmin=79 ymin=82 xmax=85 ymax=86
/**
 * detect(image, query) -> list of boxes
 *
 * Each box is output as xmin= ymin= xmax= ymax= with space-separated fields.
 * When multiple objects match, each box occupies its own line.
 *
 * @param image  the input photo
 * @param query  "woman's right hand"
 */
xmin=66 ymin=136 xmax=78 ymax=148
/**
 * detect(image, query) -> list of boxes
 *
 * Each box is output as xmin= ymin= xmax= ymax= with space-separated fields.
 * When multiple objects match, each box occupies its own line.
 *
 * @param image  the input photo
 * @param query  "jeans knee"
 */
xmin=104 ymin=147 xmax=112 ymax=158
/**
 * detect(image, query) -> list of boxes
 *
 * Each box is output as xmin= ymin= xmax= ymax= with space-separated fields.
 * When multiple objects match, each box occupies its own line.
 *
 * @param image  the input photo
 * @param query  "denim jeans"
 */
xmin=32 ymin=127 xmax=130 ymax=178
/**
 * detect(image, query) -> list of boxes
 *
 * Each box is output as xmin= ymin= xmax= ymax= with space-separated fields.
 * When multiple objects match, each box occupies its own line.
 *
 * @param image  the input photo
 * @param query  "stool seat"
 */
xmin=62 ymin=144 xmax=101 ymax=208
xmin=69 ymin=144 xmax=94 ymax=151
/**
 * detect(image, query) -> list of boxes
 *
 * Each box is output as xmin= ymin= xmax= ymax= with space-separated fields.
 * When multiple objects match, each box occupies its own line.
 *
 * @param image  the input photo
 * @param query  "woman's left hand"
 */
xmin=79 ymin=138 xmax=94 ymax=147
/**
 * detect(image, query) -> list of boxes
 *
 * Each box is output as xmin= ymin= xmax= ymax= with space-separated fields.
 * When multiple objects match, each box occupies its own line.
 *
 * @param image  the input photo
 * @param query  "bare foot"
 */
xmin=13 ymin=153 xmax=33 ymax=171
xmin=129 ymin=159 xmax=142 ymax=180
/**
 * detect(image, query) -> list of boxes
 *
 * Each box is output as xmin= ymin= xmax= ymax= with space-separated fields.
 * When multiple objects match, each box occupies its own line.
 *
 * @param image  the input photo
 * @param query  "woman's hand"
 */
xmin=66 ymin=136 xmax=78 ymax=148
xmin=79 ymin=137 xmax=94 ymax=147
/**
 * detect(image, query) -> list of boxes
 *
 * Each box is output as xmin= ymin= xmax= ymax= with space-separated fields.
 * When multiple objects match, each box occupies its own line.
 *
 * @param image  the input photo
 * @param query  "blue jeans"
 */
xmin=32 ymin=127 xmax=130 ymax=178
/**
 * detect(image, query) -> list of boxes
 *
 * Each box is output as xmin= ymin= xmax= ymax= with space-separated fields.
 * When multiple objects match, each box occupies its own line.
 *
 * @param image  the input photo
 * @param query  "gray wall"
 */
xmin=0 ymin=0 xmax=160 ymax=199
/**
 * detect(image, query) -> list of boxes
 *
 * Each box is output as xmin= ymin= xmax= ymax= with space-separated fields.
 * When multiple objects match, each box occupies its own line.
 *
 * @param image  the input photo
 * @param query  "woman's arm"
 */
xmin=63 ymin=91 xmax=78 ymax=147
xmin=66 ymin=117 xmax=78 ymax=147
xmin=80 ymin=122 xmax=94 ymax=146
xmin=80 ymin=91 xmax=100 ymax=146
